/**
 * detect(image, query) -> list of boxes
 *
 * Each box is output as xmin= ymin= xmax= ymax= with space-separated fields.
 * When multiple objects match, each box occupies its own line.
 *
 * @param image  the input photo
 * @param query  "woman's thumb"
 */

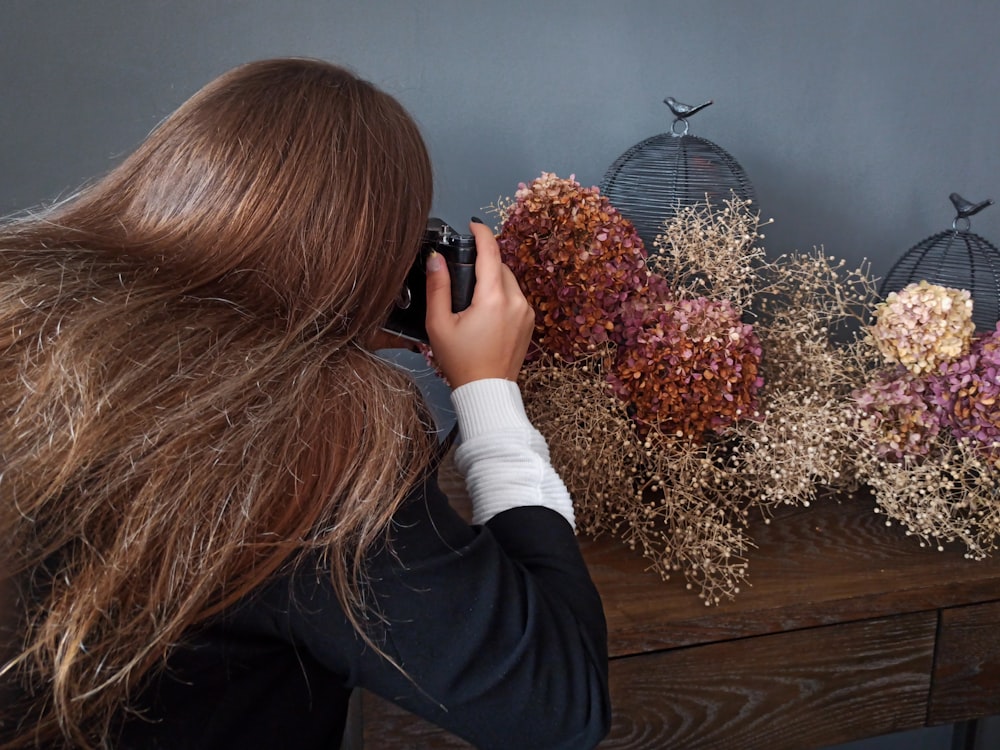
xmin=424 ymin=251 xmax=453 ymax=324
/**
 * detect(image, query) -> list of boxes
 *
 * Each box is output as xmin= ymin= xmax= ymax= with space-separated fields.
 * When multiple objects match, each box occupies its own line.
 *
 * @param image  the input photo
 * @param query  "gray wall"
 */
xmin=3 ymin=0 xmax=999 ymax=281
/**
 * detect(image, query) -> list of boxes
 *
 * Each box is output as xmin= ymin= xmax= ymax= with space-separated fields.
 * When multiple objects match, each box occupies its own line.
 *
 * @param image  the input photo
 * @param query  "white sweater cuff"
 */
xmin=450 ymin=378 xmax=532 ymax=440
xmin=450 ymin=379 xmax=575 ymax=528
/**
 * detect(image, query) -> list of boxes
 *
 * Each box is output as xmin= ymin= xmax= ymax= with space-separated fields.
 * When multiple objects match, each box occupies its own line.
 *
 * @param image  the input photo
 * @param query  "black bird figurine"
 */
xmin=664 ymin=96 xmax=713 ymax=120
xmin=949 ymin=192 xmax=994 ymax=220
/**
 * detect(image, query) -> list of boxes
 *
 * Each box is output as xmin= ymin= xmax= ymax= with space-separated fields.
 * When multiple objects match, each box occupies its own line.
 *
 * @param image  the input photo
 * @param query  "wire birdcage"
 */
xmin=879 ymin=193 xmax=999 ymax=332
xmin=600 ymin=97 xmax=756 ymax=252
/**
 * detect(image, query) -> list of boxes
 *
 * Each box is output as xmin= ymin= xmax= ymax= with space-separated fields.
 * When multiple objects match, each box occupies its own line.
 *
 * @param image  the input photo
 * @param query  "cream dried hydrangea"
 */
xmin=869 ymin=281 xmax=975 ymax=375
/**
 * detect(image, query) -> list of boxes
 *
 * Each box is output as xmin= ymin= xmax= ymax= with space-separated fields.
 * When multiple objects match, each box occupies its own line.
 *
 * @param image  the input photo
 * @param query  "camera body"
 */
xmin=383 ymin=219 xmax=477 ymax=343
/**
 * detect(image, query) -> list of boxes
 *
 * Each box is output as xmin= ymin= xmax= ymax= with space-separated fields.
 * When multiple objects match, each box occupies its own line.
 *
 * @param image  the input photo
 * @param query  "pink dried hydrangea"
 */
xmin=607 ymin=296 xmax=763 ymax=440
xmin=930 ymin=322 xmax=1000 ymax=466
xmin=497 ymin=172 xmax=764 ymax=441
xmin=497 ymin=172 xmax=661 ymax=361
xmin=870 ymin=281 xmax=975 ymax=375
xmin=852 ymin=368 xmax=943 ymax=460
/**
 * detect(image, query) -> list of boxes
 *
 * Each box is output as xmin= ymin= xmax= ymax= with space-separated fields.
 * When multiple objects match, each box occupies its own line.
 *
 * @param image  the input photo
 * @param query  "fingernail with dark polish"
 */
xmin=471 ymin=216 xmax=484 ymax=224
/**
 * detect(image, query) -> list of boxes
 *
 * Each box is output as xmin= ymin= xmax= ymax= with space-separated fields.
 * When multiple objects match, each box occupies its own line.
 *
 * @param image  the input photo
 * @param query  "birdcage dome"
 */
xmin=880 ymin=193 xmax=999 ymax=332
xmin=600 ymin=97 xmax=756 ymax=252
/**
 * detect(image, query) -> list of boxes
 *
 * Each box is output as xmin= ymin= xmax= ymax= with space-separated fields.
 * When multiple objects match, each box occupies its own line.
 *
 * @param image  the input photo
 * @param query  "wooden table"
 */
xmin=361 ymin=478 xmax=1000 ymax=749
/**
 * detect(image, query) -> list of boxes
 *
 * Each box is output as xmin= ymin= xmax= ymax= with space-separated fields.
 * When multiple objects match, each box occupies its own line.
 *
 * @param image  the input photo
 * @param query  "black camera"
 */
xmin=383 ymin=219 xmax=477 ymax=343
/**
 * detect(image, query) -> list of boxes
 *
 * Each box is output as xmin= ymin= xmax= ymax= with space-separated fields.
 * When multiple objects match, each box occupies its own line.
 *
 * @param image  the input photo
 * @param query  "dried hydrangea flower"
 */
xmin=496 ymin=172 xmax=660 ymax=361
xmin=930 ymin=322 xmax=1000 ymax=468
xmin=607 ymin=295 xmax=763 ymax=440
xmin=852 ymin=367 xmax=943 ymax=460
xmin=869 ymin=281 xmax=975 ymax=375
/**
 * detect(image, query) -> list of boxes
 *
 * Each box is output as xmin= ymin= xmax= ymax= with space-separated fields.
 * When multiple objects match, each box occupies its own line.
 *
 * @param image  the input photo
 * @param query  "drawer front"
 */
xmin=603 ymin=612 xmax=936 ymax=750
xmin=929 ymin=599 xmax=1000 ymax=725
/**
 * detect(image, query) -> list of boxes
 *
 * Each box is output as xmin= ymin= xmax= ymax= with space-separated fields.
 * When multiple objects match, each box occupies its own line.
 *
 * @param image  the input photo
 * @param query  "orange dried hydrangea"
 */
xmin=608 ymin=296 xmax=764 ymax=440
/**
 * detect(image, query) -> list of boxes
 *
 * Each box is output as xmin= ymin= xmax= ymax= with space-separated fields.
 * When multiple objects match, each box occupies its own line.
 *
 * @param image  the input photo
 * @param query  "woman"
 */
xmin=0 ymin=59 xmax=609 ymax=748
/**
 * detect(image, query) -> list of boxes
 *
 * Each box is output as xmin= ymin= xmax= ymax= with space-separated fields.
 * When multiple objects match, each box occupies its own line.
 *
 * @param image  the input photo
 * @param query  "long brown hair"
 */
xmin=0 ymin=58 xmax=437 ymax=748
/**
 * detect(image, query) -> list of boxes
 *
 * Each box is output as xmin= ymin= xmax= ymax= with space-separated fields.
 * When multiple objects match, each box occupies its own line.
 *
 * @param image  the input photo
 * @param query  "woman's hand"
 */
xmin=425 ymin=221 xmax=534 ymax=388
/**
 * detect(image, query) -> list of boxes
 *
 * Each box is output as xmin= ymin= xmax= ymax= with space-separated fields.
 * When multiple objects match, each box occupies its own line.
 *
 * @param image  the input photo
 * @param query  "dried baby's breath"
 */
xmin=651 ymin=196 xmax=770 ymax=309
xmin=856 ymin=431 xmax=999 ymax=558
xmin=519 ymin=353 xmax=752 ymax=604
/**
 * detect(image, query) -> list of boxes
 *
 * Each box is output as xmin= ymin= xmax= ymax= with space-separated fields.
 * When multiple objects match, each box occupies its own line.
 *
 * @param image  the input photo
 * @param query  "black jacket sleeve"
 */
xmin=275 ymin=472 xmax=611 ymax=749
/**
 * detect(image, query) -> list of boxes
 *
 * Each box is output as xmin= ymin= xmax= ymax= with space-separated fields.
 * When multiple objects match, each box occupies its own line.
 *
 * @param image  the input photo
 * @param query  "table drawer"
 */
xmin=929 ymin=600 xmax=1000 ymax=725
xmin=601 ymin=612 xmax=936 ymax=749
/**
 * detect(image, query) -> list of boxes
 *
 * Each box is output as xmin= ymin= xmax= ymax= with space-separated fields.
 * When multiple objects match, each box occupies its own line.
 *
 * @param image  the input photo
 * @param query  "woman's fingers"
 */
xmin=424 ymin=221 xmax=534 ymax=387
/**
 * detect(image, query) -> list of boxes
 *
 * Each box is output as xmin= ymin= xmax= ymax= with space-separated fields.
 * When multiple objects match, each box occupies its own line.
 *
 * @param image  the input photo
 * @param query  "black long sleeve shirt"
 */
xmin=118 ymin=474 xmax=610 ymax=749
